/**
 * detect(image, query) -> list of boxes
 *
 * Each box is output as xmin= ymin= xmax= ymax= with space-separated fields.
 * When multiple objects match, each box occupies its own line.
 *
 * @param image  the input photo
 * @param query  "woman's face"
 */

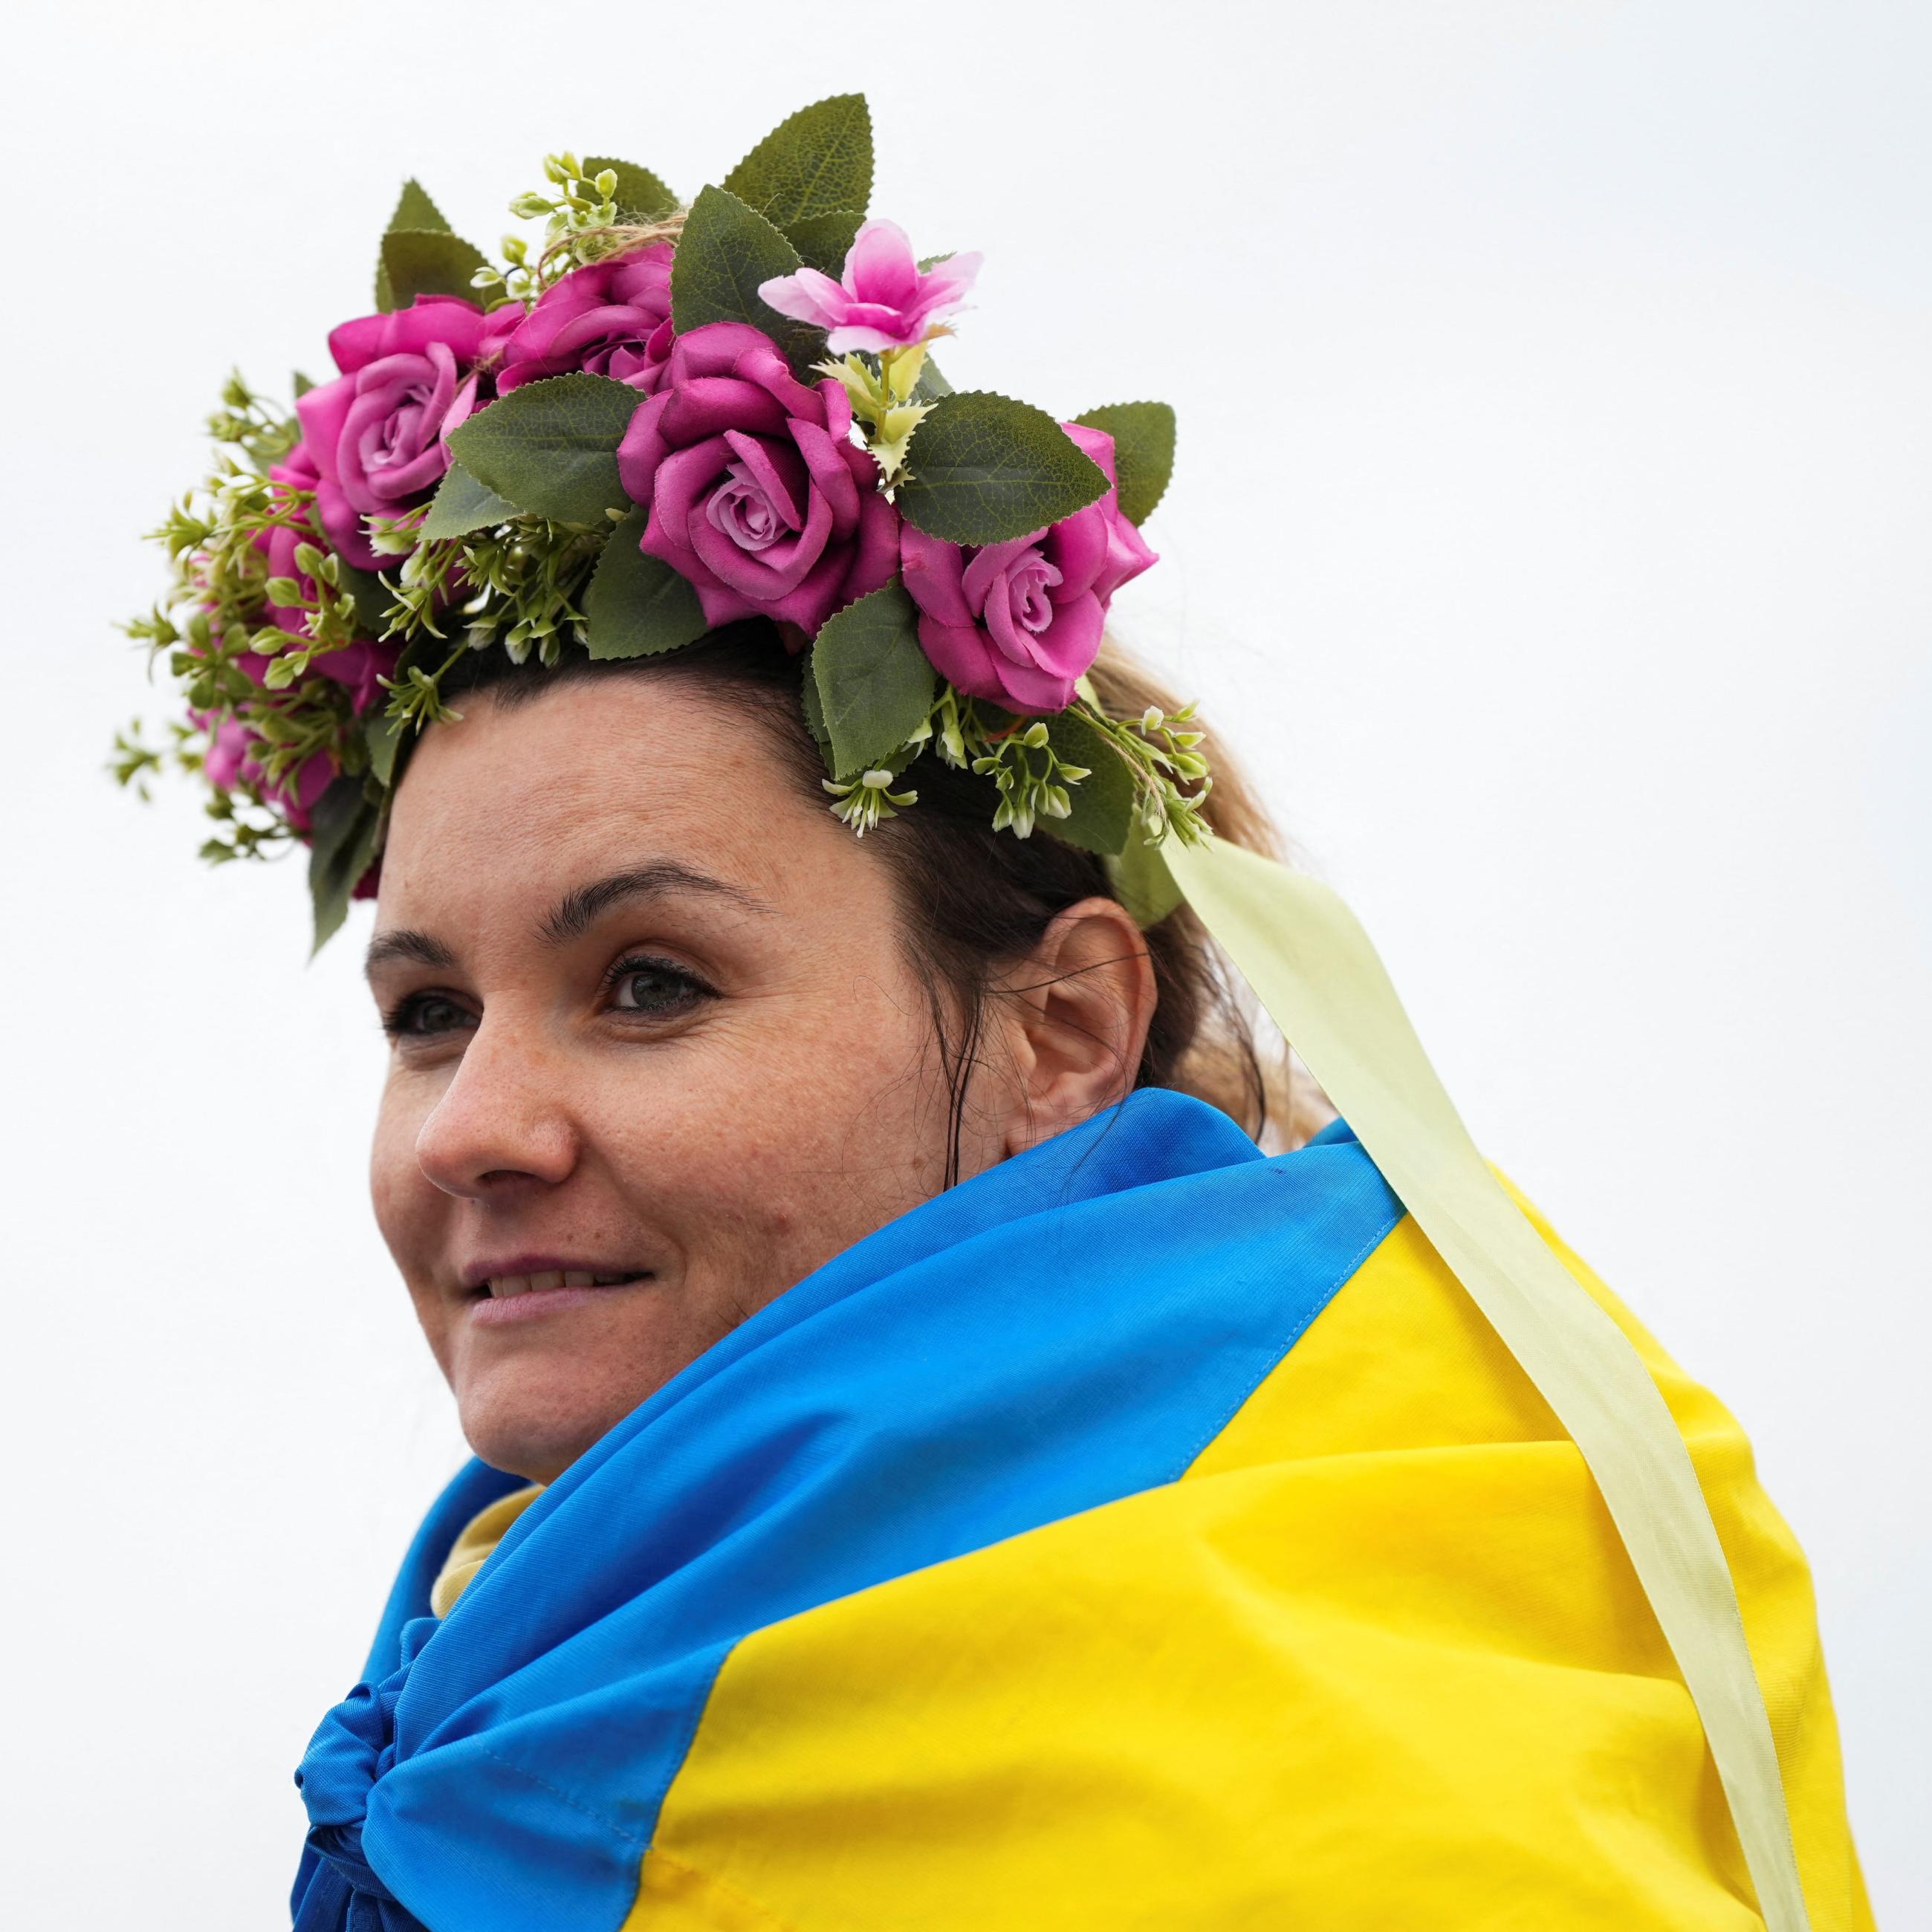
xmin=367 ymin=674 xmax=1147 ymax=1482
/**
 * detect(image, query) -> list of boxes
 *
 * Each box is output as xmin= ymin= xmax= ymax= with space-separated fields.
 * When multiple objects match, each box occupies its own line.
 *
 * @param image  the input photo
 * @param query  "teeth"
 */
xmin=484 ymin=1270 xmax=645 ymax=1298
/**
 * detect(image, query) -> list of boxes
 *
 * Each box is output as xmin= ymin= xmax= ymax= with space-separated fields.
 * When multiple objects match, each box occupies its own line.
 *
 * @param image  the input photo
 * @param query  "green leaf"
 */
xmin=363 ymin=710 xmax=406 ymax=789
xmin=787 ymin=208 xmax=863 ymax=275
xmin=445 ymin=372 xmax=642 ymax=526
xmin=669 ymin=185 xmax=824 ymax=372
xmin=911 ymin=355 xmax=953 ymax=403
xmin=389 ymin=178 xmax=450 ymax=235
xmin=379 ymin=229 xmax=490 ymax=312
xmin=582 ymin=508 xmax=709 ymax=658
xmin=375 ymin=180 xmax=453 ymax=308
xmin=1072 ymin=401 xmax=1177 ymax=526
xmin=722 ymin=93 xmax=873 ymax=232
xmin=583 ymin=155 xmax=677 ymax=222
xmin=799 ymin=646 xmax=833 ymax=764
xmin=897 ymin=392 xmax=1110 ymax=547
xmin=1045 ymin=706 xmax=1136 ymax=856
xmin=422 ymin=460 xmax=519 ymax=540
xmin=308 ymin=777 xmax=383 ymax=953
xmin=292 ymin=369 xmax=316 ymax=399
xmin=336 ymin=560 xmax=397 ymax=638
xmin=1106 ymin=827 xmax=1184 ymax=925
xmin=811 ymin=583 xmax=938 ymax=777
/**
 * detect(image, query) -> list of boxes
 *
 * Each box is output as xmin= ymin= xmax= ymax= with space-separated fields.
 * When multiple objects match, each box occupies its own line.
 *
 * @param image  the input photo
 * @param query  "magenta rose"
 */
xmin=899 ymin=423 xmax=1158 ymax=713
xmin=196 ymin=632 xmax=392 ymax=832
xmin=496 ymin=246 xmax=675 ymax=395
xmin=249 ymin=448 xmax=401 ymax=708
xmin=271 ymin=457 xmax=395 ymax=580
xmin=200 ymin=713 xmax=255 ymax=792
xmin=257 ymin=444 xmax=331 ymax=635
xmin=296 ymin=295 xmax=516 ymax=568
xmin=201 ymin=713 xmax=335 ymax=832
xmin=255 ymin=748 xmax=335 ymax=831
xmin=615 ymin=321 xmax=899 ymax=635
xmin=311 ymin=640 xmax=401 ymax=716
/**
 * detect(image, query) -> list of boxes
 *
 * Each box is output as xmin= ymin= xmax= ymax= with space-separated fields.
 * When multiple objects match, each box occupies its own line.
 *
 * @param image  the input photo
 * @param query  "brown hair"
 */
xmin=439 ymin=625 xmax=1328 ymax=1170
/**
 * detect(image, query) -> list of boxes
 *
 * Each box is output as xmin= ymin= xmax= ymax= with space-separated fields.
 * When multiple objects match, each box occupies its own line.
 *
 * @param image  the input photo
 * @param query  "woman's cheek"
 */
xmin=369 ymin=1079 xmax=455 ymax=1345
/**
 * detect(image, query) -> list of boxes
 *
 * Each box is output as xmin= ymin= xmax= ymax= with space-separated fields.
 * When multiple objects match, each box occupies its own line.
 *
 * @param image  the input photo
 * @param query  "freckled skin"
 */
xmin=369 ymin=676 xmax=1153 ymax=1483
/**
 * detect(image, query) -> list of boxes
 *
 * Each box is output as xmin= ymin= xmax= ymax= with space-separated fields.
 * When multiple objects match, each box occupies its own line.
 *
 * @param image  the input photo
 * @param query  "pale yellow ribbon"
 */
xmin=1164 ymin=833 xmax=1812 ymax=1932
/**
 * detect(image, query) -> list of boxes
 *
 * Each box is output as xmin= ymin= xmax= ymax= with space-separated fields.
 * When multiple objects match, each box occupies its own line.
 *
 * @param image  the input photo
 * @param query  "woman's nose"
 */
xmin=412 ymin=1018 xmax=580 ymax=1199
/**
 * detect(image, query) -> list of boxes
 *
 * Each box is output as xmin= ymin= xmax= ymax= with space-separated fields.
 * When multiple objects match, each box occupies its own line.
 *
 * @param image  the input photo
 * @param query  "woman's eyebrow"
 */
xmin=539 ymin=862 xmax=773 ymax=947
xmin=364 ymin=928 xmax=457 ymax=979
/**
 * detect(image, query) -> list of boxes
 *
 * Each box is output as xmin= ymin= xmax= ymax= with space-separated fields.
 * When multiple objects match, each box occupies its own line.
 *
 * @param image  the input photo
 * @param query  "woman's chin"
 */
xmin=454 ymin=1358 xmax=669 ymax=1485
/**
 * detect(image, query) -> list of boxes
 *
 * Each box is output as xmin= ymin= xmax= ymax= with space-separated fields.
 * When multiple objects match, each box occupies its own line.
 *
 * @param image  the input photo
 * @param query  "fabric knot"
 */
xmin=292 ymin=1625 xmax=437 ymax=1931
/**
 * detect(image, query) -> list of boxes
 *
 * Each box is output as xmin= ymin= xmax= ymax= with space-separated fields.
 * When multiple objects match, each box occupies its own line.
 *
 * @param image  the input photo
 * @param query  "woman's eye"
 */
xmin=385 ymin=993 xmax=477 ymax=1040
xmin=609 ymin=957 xmax=705 ymax=1015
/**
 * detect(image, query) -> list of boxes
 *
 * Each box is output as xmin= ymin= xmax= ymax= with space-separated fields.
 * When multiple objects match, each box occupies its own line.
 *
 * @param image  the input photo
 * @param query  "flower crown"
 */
xmin=114 ymin=94 xmax=1208 ymax=949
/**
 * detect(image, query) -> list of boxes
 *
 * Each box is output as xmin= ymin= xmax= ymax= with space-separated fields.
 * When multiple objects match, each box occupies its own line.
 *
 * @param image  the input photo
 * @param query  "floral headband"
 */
xmin=114 ymin=94 xmax=1208 ymax=949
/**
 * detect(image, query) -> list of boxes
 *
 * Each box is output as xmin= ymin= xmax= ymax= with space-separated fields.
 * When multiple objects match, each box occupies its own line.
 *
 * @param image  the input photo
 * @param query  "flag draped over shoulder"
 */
xmin=293 ymin=1091 xmax=1871 ymax=1932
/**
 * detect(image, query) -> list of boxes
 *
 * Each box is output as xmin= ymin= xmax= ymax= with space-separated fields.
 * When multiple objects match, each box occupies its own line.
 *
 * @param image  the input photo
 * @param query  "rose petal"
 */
xmin=720 ymin=429 xmax=806 ymax=531
xmin=901 ymin=527 xmax=977 ymax=627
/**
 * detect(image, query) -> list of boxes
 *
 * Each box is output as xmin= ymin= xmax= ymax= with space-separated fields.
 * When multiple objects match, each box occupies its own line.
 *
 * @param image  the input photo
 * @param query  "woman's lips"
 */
xmin=467 ymin=1272 xmax=654 ymax=1327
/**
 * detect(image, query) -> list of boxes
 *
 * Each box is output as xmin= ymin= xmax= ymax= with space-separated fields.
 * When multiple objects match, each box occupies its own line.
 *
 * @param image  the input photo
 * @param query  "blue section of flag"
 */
xmin=294 ymin=1090 xmax=1402 ymax=1932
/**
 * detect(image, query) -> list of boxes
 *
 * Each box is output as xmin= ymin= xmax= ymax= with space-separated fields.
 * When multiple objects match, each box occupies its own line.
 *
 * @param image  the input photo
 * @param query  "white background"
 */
xmin=2 ymin=2 xmax=1925 ymax=1923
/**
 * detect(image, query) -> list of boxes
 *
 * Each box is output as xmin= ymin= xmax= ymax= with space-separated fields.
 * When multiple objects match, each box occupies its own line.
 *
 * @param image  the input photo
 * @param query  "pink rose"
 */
xmin=296 ymin=296 xmax=516 ymax=567
xmin=259 ymin=445 xmax=330 ymax=635
xmin=248 ymin=448 xmax=400 ymax=707
xmin=201 ymin=713 xmax=256 ymax=792
xmin=201 ymin=712 xmax=335 ymax=831
xmin=261 ymin=750 xmax=338 ymax=834
xmin=615 ymin=322 xmax=899 ymax=636
xmin=198 ymin=633 xmax=392 ymax=837
xmin=311 ymin=640 xmax=401 ymax=717
xmin=496 ymin=247 xmax=675 ymax=395
xmin=759 ymin=220 xmax=980 ymax=355
xmin=273 ymin=439 xmax=384 ymax=579
xmin=900 ymin=423 xmax=1158 ymax=713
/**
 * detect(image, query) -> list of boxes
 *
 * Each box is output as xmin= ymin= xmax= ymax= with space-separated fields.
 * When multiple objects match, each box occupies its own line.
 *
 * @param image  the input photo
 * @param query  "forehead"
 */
xmin=376 ymin=674 xmax=860 ymax=935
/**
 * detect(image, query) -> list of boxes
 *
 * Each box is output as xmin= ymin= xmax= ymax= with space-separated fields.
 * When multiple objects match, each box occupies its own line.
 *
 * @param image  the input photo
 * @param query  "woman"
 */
xmin=120 ymin=99 xmax=1870 ymax=1931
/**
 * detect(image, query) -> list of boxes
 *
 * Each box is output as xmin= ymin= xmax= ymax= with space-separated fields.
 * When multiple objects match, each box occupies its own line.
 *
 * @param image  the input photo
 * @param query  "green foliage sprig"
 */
xmin=205 ymin=371 xmax=302 ymax=474
xmin=479 ymin=152 xmax=681 ymax=305
xmin=116 ymin=385 xmax=375 ymax=865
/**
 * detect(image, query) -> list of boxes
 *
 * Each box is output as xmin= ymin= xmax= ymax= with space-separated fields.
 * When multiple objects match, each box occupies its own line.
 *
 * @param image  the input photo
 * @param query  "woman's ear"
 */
xmin=993 ymin=896 xmax=1157 ymax=1156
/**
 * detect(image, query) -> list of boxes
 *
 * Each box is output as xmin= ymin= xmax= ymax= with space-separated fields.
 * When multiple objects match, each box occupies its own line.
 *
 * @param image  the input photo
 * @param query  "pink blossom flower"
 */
xmin=758 ymin=221 xmax=980 ymax=355
xmin=615 ymin=321 xmax=900 ymax=636
xmin=900 ymin=423 xmax=1157 ymax=713
xmin=496 ymin=246 xmax=675 ymax=395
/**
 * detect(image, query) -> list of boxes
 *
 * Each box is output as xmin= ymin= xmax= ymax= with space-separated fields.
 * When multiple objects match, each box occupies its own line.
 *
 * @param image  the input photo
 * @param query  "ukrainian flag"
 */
xmin=295 ymin=1089 xmax=1869 ymax=1930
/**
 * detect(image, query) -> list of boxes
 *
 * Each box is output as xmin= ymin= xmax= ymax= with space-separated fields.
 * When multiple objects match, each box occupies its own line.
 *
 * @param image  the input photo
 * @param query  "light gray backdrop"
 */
xmin=2 ymin=1 xmax=1924 ymax=1923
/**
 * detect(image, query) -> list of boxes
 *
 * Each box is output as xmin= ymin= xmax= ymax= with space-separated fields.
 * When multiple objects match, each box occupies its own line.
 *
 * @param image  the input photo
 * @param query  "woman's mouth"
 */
xmin=461 ymin=1261 xmax=656 ymax=1326
xmin=484 ymin=1268 xmax=644 ymax=1299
